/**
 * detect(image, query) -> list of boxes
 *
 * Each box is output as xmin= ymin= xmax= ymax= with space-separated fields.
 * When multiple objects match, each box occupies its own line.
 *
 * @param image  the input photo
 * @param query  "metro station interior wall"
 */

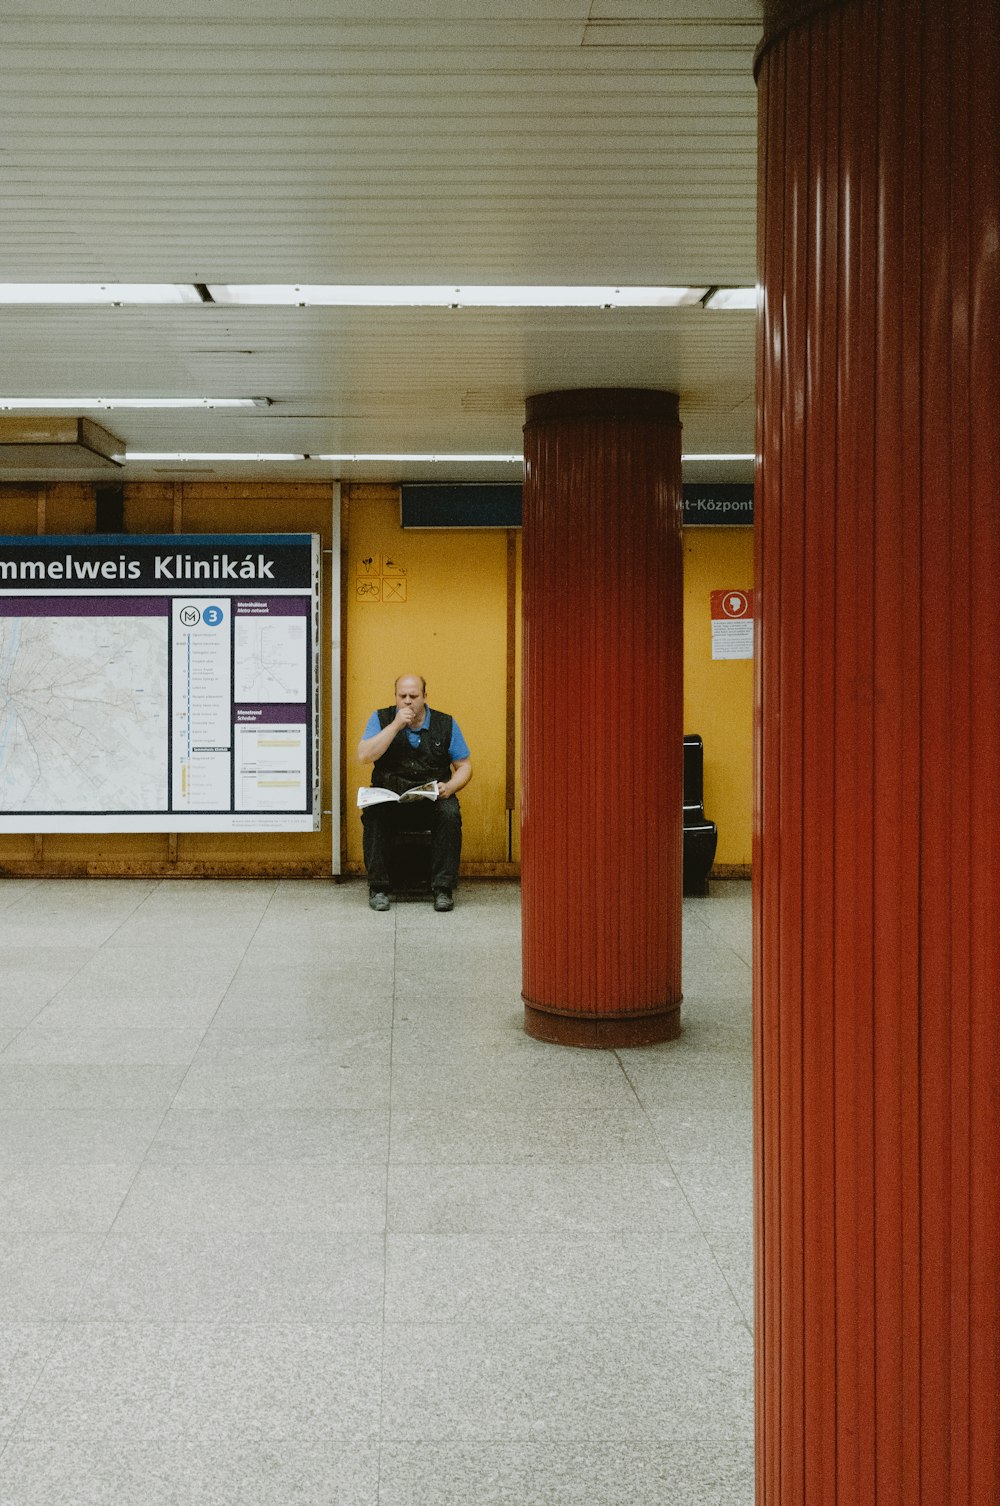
xmin=0 ymin=480 xmax=336 ymax=878
xmin=682 ymin=525 xmax=754 ymax=870
xmin=1 ymin=482 xmax=751 ymax=879
xmin=341 ymin=488 xmax=752 ymax=876
xmin=343 ymin=483 xmax=518 ymax=875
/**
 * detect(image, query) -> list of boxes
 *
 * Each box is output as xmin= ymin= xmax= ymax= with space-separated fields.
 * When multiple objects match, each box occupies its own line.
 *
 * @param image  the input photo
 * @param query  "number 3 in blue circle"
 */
xmin=203 ymin=605 xmax=224 ymax=627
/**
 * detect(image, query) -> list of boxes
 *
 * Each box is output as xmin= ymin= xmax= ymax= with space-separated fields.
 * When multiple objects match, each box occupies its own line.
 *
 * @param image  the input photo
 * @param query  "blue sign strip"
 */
xmin=401 ymin=484 xmax=754 ymax=528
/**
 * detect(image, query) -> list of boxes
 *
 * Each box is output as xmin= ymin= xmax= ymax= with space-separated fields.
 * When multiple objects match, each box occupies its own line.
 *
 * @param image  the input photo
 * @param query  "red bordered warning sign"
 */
xmin=710 ymin=588 xmax=754 ymax=659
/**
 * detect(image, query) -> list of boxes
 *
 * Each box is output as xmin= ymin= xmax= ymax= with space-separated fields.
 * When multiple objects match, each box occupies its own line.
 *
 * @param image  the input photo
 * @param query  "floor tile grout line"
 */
xmin=0 ymin=875 xmax=284 ymax=1040
xmin=0 ymin=1018 xmax=36 ymax=1056
xmin=1 ymin=879 xmax=163 ymax=1031
xmin=376 ymin=900 xmax=400 ymax=1504
xmin=0 ymin=1425 xmax=754 ymax=1447
xmin=0 ymin=1315 xmax=73 ymax=1464
xmin=616 ymin=903 xmax=757 ymax=1333
xmin=188 ymin=878 xmax=281 ymax=1038
xmin=612 ymin=1039 xmax=754 ymax=1333
xmin=0 ymin=877 xmax=42 ymax=917
xmin=14 ymin=1313 xmax=751 ymax=1341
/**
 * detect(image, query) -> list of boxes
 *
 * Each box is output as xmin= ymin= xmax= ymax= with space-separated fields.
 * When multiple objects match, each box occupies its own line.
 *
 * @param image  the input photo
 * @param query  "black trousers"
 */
xmin=361 ymin=795 xmax=462 ymax=892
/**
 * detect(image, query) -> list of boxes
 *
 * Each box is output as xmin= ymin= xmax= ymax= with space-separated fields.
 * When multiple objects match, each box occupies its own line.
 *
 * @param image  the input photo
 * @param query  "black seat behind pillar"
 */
xmin=683 ymin=735 xmax=718 ymax=896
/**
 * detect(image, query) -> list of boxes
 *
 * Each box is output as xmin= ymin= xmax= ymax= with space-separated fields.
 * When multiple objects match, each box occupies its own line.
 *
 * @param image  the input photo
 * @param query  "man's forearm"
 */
xmin=439 ymin=759 xmax=472 ymax=798
xmin=357 ymin=722 xmax=400 ymax=763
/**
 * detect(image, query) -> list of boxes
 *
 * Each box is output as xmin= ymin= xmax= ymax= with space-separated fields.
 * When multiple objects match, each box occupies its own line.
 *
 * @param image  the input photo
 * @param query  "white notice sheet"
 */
xmin=235 ymin=723 xmax=308 ymax=811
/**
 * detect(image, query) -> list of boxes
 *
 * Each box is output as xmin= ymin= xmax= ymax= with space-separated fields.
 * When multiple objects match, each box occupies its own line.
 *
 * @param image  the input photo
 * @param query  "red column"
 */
xmin=754 ymin=3 xmax=1000 ymax=1503
xmin=521 ymin=388 xmax=683 ymax=1048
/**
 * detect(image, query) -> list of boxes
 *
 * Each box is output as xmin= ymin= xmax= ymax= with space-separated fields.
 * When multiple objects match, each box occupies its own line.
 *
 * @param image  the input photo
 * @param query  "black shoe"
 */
xmin=432 ymin=889 xmax=454 ymax=912
xmin=369 ymin=890 xmax=391 ymax=912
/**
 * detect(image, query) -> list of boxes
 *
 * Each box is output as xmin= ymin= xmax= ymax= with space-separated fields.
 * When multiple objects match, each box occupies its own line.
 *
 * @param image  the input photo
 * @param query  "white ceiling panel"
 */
xmin=0 ymin=1 xmax=762 ymax=484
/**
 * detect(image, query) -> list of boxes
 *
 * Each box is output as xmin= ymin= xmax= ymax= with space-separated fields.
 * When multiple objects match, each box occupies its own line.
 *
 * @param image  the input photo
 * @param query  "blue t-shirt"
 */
xmin=362 ymin=707 xmax=470 ymax=761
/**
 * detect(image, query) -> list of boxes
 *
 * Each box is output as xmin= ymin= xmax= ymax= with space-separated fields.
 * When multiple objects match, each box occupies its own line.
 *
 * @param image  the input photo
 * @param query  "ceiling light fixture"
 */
xmin=0 ymin=397 xmax=270 ymax=410
xmin=125 ymin=452 xmax=524 ymax=465
xmin=207 ymin=285 xmax=710 ymax=309
xmin=0 ymin=284 xmax=204 ymax=305
xmin=123 ymin=452 xmax=306 ymax=463
xmin=123 ymin=451 xmax=750 ymax=466
xmin=311 ymin=453 xmax=524 ymax=463
xmin=0 ymin=283 xmax=762 ymax=311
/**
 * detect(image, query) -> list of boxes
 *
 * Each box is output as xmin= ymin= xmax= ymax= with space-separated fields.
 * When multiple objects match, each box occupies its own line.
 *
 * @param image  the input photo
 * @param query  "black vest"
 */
xmin=372 ymin=706 xmax=454 ymax=795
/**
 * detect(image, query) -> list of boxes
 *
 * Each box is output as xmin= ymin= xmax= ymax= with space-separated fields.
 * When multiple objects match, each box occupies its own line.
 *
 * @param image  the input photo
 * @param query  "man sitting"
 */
xmin=357 ymin=673 xmax=472 ymax=912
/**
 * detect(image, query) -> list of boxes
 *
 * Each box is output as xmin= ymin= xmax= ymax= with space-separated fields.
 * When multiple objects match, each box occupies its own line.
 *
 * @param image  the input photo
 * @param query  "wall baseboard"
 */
xmin=0 ymin=860 xmax=743 ymax=883
xmin=0 ymin=862 xmax=331 ymax=880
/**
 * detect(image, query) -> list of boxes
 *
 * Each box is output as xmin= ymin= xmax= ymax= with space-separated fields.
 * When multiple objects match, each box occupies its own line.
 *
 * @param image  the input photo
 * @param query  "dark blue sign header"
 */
xmin=402 ymin=484 xmax=753 ymax=528
xmin=681 ymin=484 xmax=754 ymax=526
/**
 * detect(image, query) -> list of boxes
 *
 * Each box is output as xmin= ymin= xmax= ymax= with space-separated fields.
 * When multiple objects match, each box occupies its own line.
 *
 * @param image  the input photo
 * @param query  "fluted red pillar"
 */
xmin=755 ymin=3 xmax=1000 ymax=1503
xmin=521 ymin=388 xmax=683 ymax=1047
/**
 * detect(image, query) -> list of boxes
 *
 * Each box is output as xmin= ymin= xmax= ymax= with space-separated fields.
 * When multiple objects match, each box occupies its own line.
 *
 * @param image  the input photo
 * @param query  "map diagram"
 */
xmin=0 ymin=617 xmax=169 ymax=811
xmin=234 ymin=617 xmax=307 ymax=702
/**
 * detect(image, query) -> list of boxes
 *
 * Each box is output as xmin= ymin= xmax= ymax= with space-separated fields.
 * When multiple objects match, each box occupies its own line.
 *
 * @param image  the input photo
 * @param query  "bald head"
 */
xmin=393 ymin=674 xmax=427 ymax=722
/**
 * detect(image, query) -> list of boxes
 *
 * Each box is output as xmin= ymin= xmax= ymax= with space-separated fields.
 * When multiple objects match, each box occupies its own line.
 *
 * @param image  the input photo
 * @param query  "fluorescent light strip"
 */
xmin=208 ymin=285 xmax=710 ymax=308
xmin=312 ymin=453 xmax=524 ymax=463
xmin=0 ymin=397 xmax=267 ymax=410
xmin=125 ymin=452 xmax=308 ymax=463
xmin=126 ymin=451 xmax=749 ymax=465
xmin=126 ymin=452 xmax=523 ymax=464
xmin=0 ymin=284 xmax=203 ymax=304
xmin=0 ymin=283 xmax=759 ymax=310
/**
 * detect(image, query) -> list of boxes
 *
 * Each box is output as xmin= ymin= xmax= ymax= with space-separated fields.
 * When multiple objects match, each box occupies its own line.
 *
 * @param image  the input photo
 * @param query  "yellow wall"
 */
xmin=344 ymin=484 xmax=519 ymax=873
xmin=344 ymin=491 xmax=754 ymax=874
xmin=682 ymin=527 xmax=754 ymax=869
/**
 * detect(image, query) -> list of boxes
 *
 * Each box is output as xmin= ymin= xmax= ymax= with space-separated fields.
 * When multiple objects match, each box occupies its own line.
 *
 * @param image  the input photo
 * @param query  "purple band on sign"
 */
xmin=233 ymin=704 xmax=310 ymax=725
xmin=0 ymin=597 xmax=170 ymax=617
xmin=233 ymin=597 xmax=310 ymax=616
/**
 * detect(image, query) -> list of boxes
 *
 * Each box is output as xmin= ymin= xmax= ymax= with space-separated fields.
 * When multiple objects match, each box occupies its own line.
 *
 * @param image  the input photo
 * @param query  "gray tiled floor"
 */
xmin=0 ymin=876 xmax=754 ymax=1505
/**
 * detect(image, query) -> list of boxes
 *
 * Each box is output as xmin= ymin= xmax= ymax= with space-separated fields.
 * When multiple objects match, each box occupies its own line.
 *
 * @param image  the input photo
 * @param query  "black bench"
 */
xmin=683 ymin=734 xmax=718 ymax=896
